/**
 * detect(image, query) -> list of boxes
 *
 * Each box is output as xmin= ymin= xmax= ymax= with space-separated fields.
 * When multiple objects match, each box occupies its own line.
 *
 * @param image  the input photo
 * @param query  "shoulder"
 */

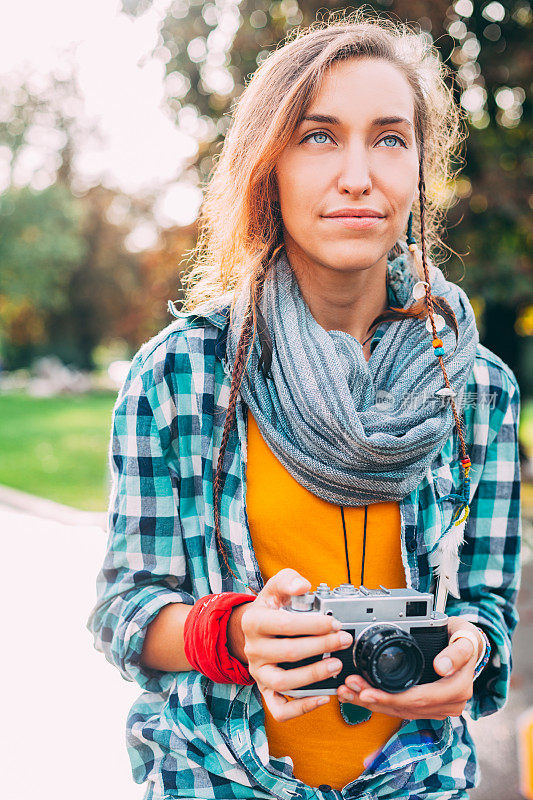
xmin=112 ymin=310 xmax=228 ymax=446
xmin=468 ymin=342 xmax=520 ymax=411
xmin=464 ymin=342 xmax=520 ymax=453
xmin=126 ymin=307 xmax=228 ymax=391
xmin=469 ymin=342 xmax=520 ymax=396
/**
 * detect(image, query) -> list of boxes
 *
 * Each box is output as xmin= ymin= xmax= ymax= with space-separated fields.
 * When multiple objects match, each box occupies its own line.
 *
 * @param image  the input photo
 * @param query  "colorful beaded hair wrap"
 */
xmin=406 ymin=208 xmax=471 ymax=529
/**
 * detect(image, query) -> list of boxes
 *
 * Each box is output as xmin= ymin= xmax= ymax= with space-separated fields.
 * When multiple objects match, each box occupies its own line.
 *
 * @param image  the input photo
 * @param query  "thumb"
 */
xmin=259 ymin=568 xmax=311 ymax=609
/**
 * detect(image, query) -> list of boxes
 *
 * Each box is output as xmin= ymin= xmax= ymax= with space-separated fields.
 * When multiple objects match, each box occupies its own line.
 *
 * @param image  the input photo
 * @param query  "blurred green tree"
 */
xmin=0 ymin=184 xmax=86 ymax=366
xmin=440 ymin=0 xmax=532 ymax=388
xmin=44 ymin=185 xmax=155 ymax=369
xmin=0 ymin=63 xmax=156 ymax=369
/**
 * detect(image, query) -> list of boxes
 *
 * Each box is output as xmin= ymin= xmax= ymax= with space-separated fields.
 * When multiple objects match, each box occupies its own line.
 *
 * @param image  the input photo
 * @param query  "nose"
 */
xmin=337 ymin=143 xmax=373 ymax=196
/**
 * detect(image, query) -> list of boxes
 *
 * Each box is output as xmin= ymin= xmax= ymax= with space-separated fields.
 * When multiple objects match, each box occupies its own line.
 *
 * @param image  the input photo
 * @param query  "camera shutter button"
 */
xmin=335 ymin=583 xmax=357 ymax=595
xmin=290 ymin=593 xmax=314 ymax=611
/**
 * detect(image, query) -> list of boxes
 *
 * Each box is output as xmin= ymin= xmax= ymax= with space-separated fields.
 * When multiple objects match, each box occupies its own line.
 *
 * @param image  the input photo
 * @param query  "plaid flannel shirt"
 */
xmin=87 ymin=293 xmax=521 ymax=800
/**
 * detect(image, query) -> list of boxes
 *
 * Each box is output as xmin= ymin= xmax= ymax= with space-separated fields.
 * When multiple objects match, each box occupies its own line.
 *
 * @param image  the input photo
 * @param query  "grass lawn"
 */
xmin=0 ymin=391 xmax=117 ymax=511
xmin=0 ymin=391 xmax=532 ymax=514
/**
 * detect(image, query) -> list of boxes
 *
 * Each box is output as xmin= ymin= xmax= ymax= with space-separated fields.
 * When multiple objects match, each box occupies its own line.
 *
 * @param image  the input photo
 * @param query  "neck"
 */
xmin=285 ymin=247 xmax=389 ymax=343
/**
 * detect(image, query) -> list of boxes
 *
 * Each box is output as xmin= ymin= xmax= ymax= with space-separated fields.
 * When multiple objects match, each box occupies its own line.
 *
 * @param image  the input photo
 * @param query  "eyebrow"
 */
xmin=298 ymin=114 xmax=413 ymax=129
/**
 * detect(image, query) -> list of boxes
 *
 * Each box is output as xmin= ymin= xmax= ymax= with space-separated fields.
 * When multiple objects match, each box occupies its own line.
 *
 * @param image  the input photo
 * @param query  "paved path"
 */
xmin=1 ymin=506 xmax=143 ymax=800
xmin=2 ymin=502 xmax=531 ymax=799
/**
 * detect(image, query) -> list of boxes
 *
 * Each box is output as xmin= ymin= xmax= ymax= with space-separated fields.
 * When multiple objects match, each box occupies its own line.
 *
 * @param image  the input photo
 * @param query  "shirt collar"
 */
xmin=168 ymin=273 xmax=400 ymax=362
xmin=167 ymin=299 xmax=230 ymax=330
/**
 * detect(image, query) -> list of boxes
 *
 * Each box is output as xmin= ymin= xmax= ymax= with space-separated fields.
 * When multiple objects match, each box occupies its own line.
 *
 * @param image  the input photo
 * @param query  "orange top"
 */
xmin=246 ymin=408 xmax=406 ymax=790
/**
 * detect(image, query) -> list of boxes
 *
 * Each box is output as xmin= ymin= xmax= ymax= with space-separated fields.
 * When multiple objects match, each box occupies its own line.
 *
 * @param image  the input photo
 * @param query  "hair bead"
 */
xmin=406 ymin=211 xmax=417 ymax=246
xmin=412 ymin=280 xmax=429 ymax=300
xmin=425 ymin=314 xmax=446 ymax=333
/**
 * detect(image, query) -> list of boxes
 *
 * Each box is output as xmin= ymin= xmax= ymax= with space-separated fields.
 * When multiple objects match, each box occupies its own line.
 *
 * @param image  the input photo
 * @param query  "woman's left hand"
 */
xmin=337 ymin=617 xmax=484 ymax=721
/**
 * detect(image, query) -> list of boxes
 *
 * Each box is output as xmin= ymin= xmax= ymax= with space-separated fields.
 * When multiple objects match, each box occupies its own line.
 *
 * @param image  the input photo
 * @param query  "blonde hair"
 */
xmin=177 ymin=9 xmax=470 ymax=588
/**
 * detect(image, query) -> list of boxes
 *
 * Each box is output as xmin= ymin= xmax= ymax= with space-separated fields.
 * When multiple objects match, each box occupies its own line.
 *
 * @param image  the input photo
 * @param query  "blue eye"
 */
xmin=302 ymin=131 xmax=407 ymax=147
xmin=303 ymin=131 xmax=332 ymax=145
xmin=379 ymin=135 xmax=406 ymax=148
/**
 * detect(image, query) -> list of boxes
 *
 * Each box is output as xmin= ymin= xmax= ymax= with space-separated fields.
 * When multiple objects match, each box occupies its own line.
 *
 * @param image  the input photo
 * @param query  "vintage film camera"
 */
xmin=280 ymin=584 xmax=449 ymax=696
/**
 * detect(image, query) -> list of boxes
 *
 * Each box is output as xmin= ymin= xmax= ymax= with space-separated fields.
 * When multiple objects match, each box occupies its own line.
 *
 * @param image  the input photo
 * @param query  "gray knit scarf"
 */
xmin=225 ymin=243 xmax=479 ymax=506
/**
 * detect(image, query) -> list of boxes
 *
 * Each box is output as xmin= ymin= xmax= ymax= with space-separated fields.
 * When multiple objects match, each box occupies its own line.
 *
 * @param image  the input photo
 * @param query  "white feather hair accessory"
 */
xmin=432 ymin=514 xmax=468 ymax=613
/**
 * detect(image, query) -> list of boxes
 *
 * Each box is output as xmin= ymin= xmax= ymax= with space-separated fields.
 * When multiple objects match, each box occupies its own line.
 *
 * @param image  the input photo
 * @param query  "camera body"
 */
xmin=280 ymin=583 xmax=449 ymax=695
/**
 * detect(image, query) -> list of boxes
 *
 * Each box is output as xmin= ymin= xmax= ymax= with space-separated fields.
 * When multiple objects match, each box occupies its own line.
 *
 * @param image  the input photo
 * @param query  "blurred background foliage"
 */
xmin=0 ymin=1 xmax=531 ymax=510
xmin=1 ymin=0 xmax=531 ymax=387
xmin=2 ymin=18 xmax=533 ymax=790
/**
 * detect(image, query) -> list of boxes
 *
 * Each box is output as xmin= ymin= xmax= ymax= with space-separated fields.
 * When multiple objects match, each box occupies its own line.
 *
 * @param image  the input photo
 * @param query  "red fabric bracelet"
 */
xmin=183 ymin=593 xmax=256 ymax=685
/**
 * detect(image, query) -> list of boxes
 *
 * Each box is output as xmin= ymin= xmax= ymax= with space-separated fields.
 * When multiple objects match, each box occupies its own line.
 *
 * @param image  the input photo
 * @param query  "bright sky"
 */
xmin=1 ymin=0 xmax=203 ymax=235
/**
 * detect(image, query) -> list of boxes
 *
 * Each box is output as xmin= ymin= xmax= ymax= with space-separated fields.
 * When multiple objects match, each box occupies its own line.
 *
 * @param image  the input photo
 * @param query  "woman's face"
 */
xmin=274 ymin=58 xmax=420 ymax=275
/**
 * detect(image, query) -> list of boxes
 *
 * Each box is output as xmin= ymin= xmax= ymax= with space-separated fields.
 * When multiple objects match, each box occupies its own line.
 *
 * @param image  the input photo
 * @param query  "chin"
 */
xmin=285 ymin=232 xmax=389 ymax=273
xmin=314 ymin=247 xmax=385 ymax=272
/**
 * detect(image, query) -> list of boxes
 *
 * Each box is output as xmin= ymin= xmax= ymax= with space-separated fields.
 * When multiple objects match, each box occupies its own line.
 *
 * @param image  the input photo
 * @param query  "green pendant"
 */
xmin=339 ymin=701 xmax=373 ymax=725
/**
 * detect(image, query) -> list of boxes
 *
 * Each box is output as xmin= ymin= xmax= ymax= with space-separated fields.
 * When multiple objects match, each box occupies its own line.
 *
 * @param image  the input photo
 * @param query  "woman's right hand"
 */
xmin=233 ymin=568 xmax=354 ymax=722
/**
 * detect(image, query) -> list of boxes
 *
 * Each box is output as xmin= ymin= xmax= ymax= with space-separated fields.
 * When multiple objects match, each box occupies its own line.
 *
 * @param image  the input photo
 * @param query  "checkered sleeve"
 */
xmin=86 ymin=346 xmax=194 ymax=692
xmin=445 ymin=364 xmax=521 ymax=720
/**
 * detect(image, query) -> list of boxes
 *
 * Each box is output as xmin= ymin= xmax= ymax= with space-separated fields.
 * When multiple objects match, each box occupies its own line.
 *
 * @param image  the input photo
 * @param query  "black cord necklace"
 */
xmin=340 ymin=504 xmax=368 ymax=585
xmin=338 ymin=503 xmax=373 ymax=727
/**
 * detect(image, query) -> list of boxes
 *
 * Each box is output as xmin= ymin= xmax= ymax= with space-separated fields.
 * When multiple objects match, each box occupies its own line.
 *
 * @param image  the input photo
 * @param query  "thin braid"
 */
xmin=418 ymin=154 xmax=470 ymax=469
xmin=212 ymin=256 xmax=275 ymax=593
xmin=213 ymin=300 xmax=255 ymax=590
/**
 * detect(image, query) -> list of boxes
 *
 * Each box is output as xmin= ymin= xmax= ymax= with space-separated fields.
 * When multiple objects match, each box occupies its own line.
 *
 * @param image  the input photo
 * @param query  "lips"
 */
xmin=323 ymin=215 xmax=385 ymax=229
xmin=324 ymin=209 xmax=385 ymax=218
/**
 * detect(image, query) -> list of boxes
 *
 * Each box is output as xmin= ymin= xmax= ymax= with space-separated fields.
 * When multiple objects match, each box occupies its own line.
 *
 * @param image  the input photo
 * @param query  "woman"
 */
xmin=87 ymin=12 xmax=521 ymax=800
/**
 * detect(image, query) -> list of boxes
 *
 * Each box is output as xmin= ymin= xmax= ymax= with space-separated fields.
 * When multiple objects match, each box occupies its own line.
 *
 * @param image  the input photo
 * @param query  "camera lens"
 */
xmin=353 ymin=624 xmax=424 ymax=692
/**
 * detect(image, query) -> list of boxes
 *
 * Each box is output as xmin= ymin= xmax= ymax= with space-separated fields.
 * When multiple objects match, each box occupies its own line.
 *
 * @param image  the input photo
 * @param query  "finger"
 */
xmin=250 ymin=629 xmax=353 ymax=664
xmin=343 ymin=640 xmax=476 ymax=701
xmin=337 ymin=685 xmax=368 ymax=706
xmin=250 ymin=607 xmax=342 ymax=637
xmin=434 ymin=636 xmax=477 ymax=677
xmin=337 ymin=685 xmax=464 ymax=721
xmin=343 ymin=674 xmax=436 ymax=707
xmin=259 ymin=568 xmax=311 ymax=609
xmin=344 ymin=675 xmax=373 ymax=693
xmin=258 ymin=655 xmax=343 ymax=693
xmin=262 ymin=688 xmax=330 ymax=722
xmin=340 ymin=681 xmax=410 ymax=708
xmin=355 ymin=666 xmax=472 ymax=709
xmin=337 ymin=686 xmax=404 ymax=718
xmin=343 ymin=645 xmax=475 ymax=697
